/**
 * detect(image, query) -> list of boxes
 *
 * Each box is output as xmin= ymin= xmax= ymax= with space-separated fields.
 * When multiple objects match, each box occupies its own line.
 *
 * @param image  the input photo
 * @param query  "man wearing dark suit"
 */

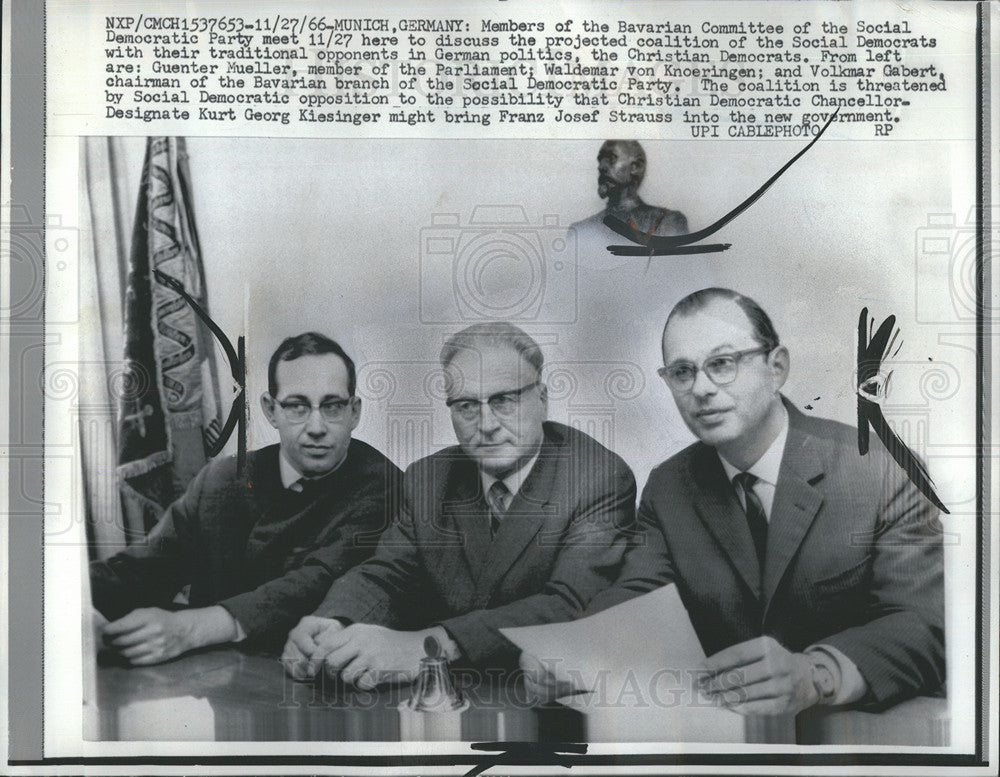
xmin=569 ymin=140 xmax=688 ymax=240
xmin=525 ymin=288 xmax=944 ymax=714
xmin=91 ymin=332 xmax=401 ymax=665
xmin=282 ymin=322 xmax=637 ymax=689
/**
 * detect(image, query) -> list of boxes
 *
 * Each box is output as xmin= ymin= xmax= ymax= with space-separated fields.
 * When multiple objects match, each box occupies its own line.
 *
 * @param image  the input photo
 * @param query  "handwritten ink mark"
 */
xmin=857 ymin=307 xmax=949 ymax=514
xmin=154 ymin=268 xmax=247 ymax=472
xmin=604 ymin=108 xmax=840 ymax=257
xmin=464 ymin=741 xmax=587 ymax=777
xmin=604 ymin=243 xmax=732 ymax=256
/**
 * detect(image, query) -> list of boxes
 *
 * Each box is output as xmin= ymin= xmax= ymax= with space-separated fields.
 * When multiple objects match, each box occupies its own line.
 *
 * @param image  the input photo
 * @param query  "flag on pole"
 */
xmin=117 ymin=137 xmax=223 ymax=532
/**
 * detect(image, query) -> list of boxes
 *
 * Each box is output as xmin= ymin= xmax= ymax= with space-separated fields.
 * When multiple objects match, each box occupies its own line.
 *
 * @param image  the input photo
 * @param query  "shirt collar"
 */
xmin=479 ymin=450 xmax=540 ymax=502
xmin=718 ymin=402 xmax=789 ymax=487
xmin=279 ymin=448 xmax=345 ymax=491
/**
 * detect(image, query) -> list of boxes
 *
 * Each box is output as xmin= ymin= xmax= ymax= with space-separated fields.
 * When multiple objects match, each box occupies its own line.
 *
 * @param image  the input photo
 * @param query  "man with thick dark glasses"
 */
xmin=283 ymin=321 xmax=636 ymax=689
xmin=523 ymin=287 xmax=944 ymax=715
xmin=91 ymin=332 xmax=401 ymax=665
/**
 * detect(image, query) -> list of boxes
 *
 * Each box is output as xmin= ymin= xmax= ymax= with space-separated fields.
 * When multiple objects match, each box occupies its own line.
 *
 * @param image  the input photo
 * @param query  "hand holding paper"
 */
xmin=699 ymin=635 xmax=820 ymax=715
xmin=503 ymin=585 xmax=746 ymax=742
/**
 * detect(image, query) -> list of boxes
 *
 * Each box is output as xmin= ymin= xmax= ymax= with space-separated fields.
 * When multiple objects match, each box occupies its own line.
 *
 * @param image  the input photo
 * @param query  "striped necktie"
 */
xmin=486 ymin=480 xmax=511 ymax=538
xmin=733 ymin=471 xmax=767 ymax=572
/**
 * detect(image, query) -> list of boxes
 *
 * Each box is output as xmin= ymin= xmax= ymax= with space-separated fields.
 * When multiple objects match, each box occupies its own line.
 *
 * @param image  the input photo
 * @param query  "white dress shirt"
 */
xmin=479 ymin=451 xmax=540 ymax=523
xmin=718 ymin=405 xmax=788 ymax=521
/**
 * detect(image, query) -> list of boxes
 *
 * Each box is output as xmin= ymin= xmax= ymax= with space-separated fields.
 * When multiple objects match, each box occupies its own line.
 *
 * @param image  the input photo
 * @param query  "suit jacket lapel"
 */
xmin=439 ymin=458 xmax=491 ymax=581
xmin=762 ymin=405 xmax=825 ymax=612
xmin=688 ymin=445 xmax=763 ymax=599
xmin=474 ymin=438 xmax=557 ymax=600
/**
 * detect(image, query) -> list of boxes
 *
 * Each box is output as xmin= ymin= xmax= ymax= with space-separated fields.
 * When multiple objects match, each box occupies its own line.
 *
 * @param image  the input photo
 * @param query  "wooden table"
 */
xmin=92 ymin=647 xmax=948 ymax=745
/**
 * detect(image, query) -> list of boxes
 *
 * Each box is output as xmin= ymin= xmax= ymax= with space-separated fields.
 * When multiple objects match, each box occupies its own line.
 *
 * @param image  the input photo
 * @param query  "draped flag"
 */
xmin=117 ymin=137 xmax=223 ymax=531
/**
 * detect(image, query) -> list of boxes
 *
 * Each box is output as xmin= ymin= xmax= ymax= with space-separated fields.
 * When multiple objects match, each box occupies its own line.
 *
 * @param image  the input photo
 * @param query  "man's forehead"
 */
xmin=445 ymin=345 xmax=537 ymax=392
xmin=274 ymin=354 xmax=350 ymax=394
xmin=663 ymin=302 xmax=757 ymax=358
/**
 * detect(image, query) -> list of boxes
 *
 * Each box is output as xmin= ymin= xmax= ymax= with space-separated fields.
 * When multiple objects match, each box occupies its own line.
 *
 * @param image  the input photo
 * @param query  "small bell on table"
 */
xmin=399 ymin=635 xmax=468 ymax=713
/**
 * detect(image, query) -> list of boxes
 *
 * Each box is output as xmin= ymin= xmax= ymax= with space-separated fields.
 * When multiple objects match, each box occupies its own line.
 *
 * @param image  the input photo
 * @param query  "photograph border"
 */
xmin=4 ymin=0 xmax=995 ymax=771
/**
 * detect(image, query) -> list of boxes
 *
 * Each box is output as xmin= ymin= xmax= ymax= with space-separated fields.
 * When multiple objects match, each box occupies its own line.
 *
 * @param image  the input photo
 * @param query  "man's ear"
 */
xmin=261 ymin=392 xmax=279 ymax=429
xmin=348 ymin=396 xmax=362 ymax=432
xmin=769 ymin=346 xmax=790 ymax=391
xmin=538 ymin=382 xmax=549 ymax=407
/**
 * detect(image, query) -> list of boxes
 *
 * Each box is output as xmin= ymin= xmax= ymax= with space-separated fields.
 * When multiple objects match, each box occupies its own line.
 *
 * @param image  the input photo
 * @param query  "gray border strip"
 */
xmin=7 ymin=0 xmax=46 ymax=762
xmin=977 ymin=0 xmax=993 ymax=762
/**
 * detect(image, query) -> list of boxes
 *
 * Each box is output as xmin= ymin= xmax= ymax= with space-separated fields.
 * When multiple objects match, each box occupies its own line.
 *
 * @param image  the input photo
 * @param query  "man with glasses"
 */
xmin=91 ymin=332 xmax=401 ymax=665
xmin=282 ymin=322 xmax=636 ymax=689
xmin=524 ymin=288 xmax=944 ymax=714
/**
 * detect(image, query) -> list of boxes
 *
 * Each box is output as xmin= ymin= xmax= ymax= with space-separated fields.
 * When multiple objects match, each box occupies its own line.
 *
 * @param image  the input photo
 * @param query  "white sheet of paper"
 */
xmin=502 ymin=584 xmax=705 ymax=679
xmin=501 ymin=585 xmax=746 ymax=742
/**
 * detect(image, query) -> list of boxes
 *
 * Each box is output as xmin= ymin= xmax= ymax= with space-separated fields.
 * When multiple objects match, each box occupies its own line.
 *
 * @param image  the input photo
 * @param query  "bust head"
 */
xmin=597 ymin=140 xmax=646 ymax=202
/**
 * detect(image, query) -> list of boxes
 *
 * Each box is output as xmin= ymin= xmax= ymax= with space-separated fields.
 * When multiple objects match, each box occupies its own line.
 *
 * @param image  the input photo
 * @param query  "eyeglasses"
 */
xmin=446 ymin=381 xmax=540 ymax=422
xmin=657 ymin=347 xmax=771 ymax=392
xmin=277 ymin=398 xmax=355 ymax=423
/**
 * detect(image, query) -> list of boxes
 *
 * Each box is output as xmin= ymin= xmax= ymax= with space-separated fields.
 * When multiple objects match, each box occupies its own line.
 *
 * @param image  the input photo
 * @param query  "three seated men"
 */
xmin=93 ymin=298 xmax=944 ymax=715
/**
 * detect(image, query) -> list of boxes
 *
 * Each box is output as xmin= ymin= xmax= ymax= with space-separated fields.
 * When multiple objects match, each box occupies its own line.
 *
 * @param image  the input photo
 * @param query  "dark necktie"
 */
xmin=733 ymin=471 xmax=768 ymax=572
xmin=486 ymin=480 xmax=511 ymax=538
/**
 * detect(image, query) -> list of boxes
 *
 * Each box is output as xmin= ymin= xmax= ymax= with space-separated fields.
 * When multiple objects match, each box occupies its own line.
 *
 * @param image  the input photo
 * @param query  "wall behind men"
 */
xmin=106 ymin=136 xmax=975 ymax=500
